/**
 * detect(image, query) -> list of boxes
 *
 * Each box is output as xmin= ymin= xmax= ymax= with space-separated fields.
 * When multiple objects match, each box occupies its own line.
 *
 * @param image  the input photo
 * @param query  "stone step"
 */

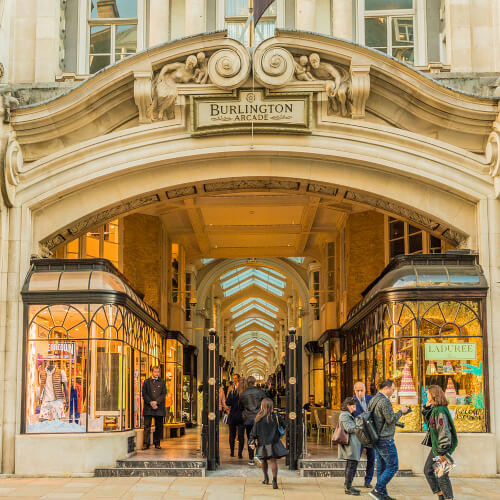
xmin=300 ymin=460 xmax=368 ymax=469
xmin=300 ymin=468 xmax=413 ymax=478
xmin=95 ymin=467 xmax=205 ymax=477
xmin=116 ymin=459 xmax=206 ymax=469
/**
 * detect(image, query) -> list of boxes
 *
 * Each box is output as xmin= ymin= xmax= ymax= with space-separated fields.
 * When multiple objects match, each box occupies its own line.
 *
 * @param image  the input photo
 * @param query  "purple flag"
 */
xmin=253 ymin=0 xmax=276 ymax=26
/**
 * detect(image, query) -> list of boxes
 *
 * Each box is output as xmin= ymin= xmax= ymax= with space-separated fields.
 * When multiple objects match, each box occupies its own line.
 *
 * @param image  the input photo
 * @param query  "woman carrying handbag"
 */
xmin=336 ymin=397 xmax=362 ymax=496
xmin=249 ymin=398 xmax=288 ymax=489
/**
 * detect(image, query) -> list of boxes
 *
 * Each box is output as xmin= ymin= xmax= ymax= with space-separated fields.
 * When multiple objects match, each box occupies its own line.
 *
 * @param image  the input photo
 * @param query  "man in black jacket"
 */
xmin=368 ymin=379 xmax=410 ymax=500
xmin=239 ymin=376 xmax=266 ymax=465
xmin=142 ymin=366 xmax=167 ymax=450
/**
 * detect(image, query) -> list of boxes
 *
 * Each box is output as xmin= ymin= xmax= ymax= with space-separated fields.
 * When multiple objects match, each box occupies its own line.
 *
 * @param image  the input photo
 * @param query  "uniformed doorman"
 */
xmin=142 ymin=365 xmax=167 ymax=450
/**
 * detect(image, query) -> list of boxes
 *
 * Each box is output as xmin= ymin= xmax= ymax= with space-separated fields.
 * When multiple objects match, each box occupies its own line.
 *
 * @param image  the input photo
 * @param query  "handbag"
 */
xmin=421 ymin=432 xmax=431 ymax=447
xmin=332 ymin=422 xmax=350 ymax=446
xmin=275 ymin=414 xmax=285 ymax=436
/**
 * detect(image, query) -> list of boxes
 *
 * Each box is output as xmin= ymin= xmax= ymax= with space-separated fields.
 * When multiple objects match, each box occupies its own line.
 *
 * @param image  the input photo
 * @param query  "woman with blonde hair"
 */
xmin=249 ymin=398 xmax=288 ymax=489
xmin=422 ymin=385 xmax=458 ymax=500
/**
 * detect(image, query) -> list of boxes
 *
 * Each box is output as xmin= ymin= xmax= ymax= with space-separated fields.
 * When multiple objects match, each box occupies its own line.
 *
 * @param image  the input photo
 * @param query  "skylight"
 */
xmin=288 ymin=257 xmax=305 ymax=264
xmin=239 ymin=335 xmax=270 ymax=347
xmin=235 ymin=317 xmax=274 ymax=332
xmin=201 ymin=258 xmax=215 ymax=264
xmin=224 ymin=278 xmax=284 ymax=297
xmin=230 ymin=297 xmax=279 ymax=313
xmin=232 ymin=303 xmax=277 ymax=319
xmin=220 ymin=266 xmax=286 ymax=297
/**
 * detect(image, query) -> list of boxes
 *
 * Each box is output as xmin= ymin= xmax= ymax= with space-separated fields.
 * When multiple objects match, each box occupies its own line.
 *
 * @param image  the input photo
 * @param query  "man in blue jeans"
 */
xmin=352 ymin=381 xmax=376 ymax=489
xmin=368 ymin=379 xmax=410 ymax=500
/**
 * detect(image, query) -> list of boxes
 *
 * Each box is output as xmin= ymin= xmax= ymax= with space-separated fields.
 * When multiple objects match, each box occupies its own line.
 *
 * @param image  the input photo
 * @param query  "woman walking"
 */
xmin=250 ymin=398 xmax=288 ymax=489
xmin=422 ymin=385 xmax=458 ymax=500
xmin=338 ymin=397 xmax=362 ymax=496
xmin=225 ymin=374 xmax=245 ymax=458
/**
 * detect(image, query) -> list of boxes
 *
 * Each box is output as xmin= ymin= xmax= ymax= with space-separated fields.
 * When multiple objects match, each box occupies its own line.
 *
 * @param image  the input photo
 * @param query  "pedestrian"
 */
xmin=249 ymin=397 xmax=288 ymax=489
xmin=225 ymin=374 xmax=245 ymax=458
xmin=368 ymin=379 xmax=410 ymax=500
xmin=239 ymin=375 xmax=266 ymax=465
xmin=338 ymin=397 xmax=362 ymax=496
xmin=422 ymin=385 xmax=458 ymax=500
xmin=352 ymin=381 xmax=376 ymax=489
xmin=142 ymin=365 xmax=166 ymax=450
xmin=219 ymin=384 xmax=228 ymax=418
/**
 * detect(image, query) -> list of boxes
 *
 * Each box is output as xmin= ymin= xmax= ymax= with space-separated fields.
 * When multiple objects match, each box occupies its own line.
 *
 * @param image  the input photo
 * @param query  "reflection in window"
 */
xmin=225 ymin=0 xmax=276 ymax=46
xmin=89 ymin=0 xmax=138 ymax=73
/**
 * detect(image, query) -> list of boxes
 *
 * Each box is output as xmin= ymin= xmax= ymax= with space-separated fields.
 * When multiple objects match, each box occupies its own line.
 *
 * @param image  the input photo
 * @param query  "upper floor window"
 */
xmin=88 ymin=0 xmax=139 ymax=73
xmin=225 ymin=0 xmax=277 ymax=46
xmin=358 ymin=0 xmax=418 ymax=65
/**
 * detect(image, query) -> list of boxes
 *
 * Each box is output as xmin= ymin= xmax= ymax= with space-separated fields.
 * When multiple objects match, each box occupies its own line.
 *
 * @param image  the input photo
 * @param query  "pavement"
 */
xmin=0 ymin=476 xmax=499 ymax=499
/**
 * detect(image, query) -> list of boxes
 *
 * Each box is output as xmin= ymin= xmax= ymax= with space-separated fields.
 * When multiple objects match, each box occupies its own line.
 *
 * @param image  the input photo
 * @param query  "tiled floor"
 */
xmin=0 ymin=476 xmax=499 ymax=499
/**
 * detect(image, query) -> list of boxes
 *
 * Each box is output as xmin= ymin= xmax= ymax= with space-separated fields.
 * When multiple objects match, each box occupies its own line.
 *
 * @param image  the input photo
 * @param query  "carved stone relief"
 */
xmin=253 ymin=46 xmax=296 ymax=89
xmin=1 ymin=90 xmax=19 ymax=123
xmin=204 ymin=179 xmax=300 ymax=192
xmin=166 ymin=185 xmax=197 ymax=199
xmin=0 ymin=132 xmax=23 ymax=207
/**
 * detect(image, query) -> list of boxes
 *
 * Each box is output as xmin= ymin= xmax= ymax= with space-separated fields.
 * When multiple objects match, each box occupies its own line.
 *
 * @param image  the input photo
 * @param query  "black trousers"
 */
xmin=245 ymin=423 xmax=254 ymax=459
xmin=424 ymin=450 xmax=453 ymax=499
xmin=344 ymin=459 xmax=358 ymax=488
xmin=229 ymin=422 xmax=245 ymax=456
xmin=143 ymin=415 xmax=163 ymax=446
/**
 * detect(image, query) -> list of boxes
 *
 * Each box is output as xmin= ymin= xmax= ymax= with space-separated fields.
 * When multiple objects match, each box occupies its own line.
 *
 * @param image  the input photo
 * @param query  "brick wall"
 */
xmin=346 ymin=211 xmax=385 ymax=313
xmin=122 ymin=214 xmax=162 ymax=314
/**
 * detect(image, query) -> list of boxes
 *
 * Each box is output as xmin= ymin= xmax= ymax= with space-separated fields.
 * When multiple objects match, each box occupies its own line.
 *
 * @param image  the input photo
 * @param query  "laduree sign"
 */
xmin=424 ymin=342 xmax=476 ymax=361
xmin=190 ymin=89 xmax=312 ymax=135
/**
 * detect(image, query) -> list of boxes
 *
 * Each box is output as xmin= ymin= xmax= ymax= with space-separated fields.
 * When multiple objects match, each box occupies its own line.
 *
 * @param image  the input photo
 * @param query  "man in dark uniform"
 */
xmin=142 ymin=365 xmax=167 ymax=450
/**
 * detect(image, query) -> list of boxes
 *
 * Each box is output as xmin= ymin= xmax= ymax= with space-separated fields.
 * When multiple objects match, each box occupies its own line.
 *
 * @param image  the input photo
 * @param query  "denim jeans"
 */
xmin=424 ymin=450 xmax=453 ymax=499
xmin=354 ymin=444 xmax=375 ymax=484
xmin=373 ymin=439 xmax=399 ymax=496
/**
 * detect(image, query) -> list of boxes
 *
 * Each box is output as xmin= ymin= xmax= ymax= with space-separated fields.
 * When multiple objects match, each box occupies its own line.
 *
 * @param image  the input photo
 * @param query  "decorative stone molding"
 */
xmin=344 ymin=190 xmax=466 ymax=246
xmin=166 ymin=185 xmax=197 ymax=199
xmin=1 ymin=91 xmax=19 ymax=123
xmin=253 ymin=46 xmax=295 ymax=89
xmin=133 ymin=71 xmax=153 ymax=124
xmin=208 ymin=48 xmax=250 ymax=89
xmin=485 ymin=129 xmax=500 ymax=178
xmin=40 ymin=194 xmax=161 ymax=251
xmin=307 ymin=183 xmax=338 ymax=196
xmin=1 ymin=132 xmax=23 ymax=207
xmin=350 ymin=65 xmax=371 ymax=119
xmin=204 ymin=179 xmax=300 ymax=192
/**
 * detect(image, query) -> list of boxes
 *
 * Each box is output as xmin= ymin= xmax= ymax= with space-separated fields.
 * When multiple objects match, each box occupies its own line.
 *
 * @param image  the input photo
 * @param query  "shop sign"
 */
xmin=424 ymin=342 xmax=476 ymax=361
xmin=190 ymin=90 xmax=312 ymax=136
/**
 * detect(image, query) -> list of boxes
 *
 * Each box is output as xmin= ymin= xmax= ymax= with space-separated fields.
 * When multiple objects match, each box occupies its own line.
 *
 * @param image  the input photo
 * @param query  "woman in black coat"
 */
xmin=225 ymin=375 xmax=245 ymax=458
xmin=249 ymin=398 xmax=288 ymax=489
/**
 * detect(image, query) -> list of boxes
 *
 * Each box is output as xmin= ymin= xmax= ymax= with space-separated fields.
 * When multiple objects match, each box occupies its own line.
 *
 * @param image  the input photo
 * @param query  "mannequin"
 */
xmin=39 ymin=361 xmax=66 ymax=422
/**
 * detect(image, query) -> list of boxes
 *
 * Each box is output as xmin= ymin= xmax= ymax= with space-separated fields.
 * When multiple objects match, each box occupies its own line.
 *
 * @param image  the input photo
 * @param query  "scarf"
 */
xmin=429 ymin=405 xmax=458 ymax=456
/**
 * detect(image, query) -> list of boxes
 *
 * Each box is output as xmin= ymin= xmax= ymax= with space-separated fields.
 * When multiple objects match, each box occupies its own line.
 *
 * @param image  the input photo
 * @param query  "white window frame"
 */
xmin=216 ymin=0 xmax=284 ymax=41
xmin=76 ymin=0 xmax=146 ymax=74
xmin=356 ymin=0 xmax=426 ymax=66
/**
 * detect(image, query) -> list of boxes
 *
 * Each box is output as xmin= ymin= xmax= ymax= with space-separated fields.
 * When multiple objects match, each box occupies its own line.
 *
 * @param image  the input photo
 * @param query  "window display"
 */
xmin=320 ymin=334 xmax=342 ymax=409
xmin=22 ymin=259 xmax=185 ymax=434
xmin=343 ymin=254 xmax=488 ymax=433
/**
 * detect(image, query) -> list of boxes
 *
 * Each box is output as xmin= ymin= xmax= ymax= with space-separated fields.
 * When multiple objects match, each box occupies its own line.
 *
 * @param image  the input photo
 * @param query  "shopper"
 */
xmin=422 ymin=385 xmax=458 ymax=500
xmin=249 ymin=397 xmax=288 ymax=489
xmin=352 ymin=381 xmax=375 ymax=489
xmin=142 ymin=365 xmax=167 ymax=450
xmin=239 ymin=375 xmax=266 ymax=465
xmin=339 ymin=397 xmax=362 ymax=496
xmin=225 ymin=374 xmax=245 ymax=458
xmin=368 ymin=379 xmax=410 ymax=500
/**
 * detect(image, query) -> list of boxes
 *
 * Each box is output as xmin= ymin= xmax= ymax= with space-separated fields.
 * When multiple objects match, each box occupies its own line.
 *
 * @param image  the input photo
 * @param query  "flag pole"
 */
xmin=249 ymin=0 xmax=254 ymax=48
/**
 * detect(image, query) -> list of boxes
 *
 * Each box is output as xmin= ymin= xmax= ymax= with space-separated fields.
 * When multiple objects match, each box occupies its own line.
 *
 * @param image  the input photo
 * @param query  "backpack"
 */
xmin=354 ymin=398 xmax=381 ymax=448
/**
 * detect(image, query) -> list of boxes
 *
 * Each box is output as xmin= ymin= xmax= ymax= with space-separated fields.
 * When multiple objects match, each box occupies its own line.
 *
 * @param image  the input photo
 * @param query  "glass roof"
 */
xmin=24 ymin=266 xmax=158 ymax=320
xmin=220 ymin=266 xmax=286 ymax=297
xmin=231 ymin=297 xmax=279 ymax=313
xmin=232 ymin=303 xmax=277 ymax=319
xmin=235 ymin=317 xmax=274 ymax=331
xmin=287 ymin=257 xmax=305 ymax=264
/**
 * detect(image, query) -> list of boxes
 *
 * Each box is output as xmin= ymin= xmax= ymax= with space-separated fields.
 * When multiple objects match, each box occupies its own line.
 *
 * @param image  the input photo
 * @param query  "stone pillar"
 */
xmin=478 ymin=197 xmax=500 ymax=472
xmin=296 ymin=0 xmax=316 ymax=31
xmin=149 ymin=0 xmax=170 ymax=46
xmin=2 ymin=206 xmax=23 ymax=473
xmin=331 ymin=0 xmax=353 ymax=40
xmin=34 ymin=0 xmax=61 ymax=82
xmin=184 ymin=0 xmax=205 ymax=36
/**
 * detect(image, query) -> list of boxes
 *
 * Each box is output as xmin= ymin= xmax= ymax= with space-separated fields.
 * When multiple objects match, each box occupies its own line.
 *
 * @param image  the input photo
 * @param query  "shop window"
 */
xmin=387 ymin=216 xmax=447 ymax=261
xmin=171 ymin=244 xmax=180 ymax=303
xmin=358 ymin=0 xmax=419 ymax=65
xmin=225 ymin=0 xmax=277 ymax=46
xmin=165 ymin=339 xmax=183 ymax=423
xmin=55 ymin=219 xmax=120 ymax=268
xmin=88 ymin=0 xmax=139 ymax=74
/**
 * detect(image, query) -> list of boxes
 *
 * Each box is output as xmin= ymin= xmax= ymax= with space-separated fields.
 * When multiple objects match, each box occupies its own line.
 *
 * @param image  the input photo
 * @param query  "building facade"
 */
xmin=0 ymin=0 xmax=500 ymax=477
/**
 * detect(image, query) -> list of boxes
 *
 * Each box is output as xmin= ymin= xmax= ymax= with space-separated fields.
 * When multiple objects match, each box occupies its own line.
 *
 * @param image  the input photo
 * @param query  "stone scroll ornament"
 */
xmin=148 ymin=47 xmax=250 ymax=121
xmin=0 ymin=131 xmax=23 ymax=207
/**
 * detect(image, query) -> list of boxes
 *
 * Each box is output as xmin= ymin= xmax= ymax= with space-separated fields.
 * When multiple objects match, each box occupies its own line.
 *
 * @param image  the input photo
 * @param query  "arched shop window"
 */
xmin=344 ymin=253 xmax=488 ymax=433
xmin=22 ymin=259 xmax=183 ymax=434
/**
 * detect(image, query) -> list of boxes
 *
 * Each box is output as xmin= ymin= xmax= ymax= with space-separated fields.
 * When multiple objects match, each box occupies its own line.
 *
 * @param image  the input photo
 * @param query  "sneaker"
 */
xmin=254 ymin=456 xmax=262 ymax=466
xmin=369 ymin=490 xmax=385 ymax=500
xmin=384 ymin=495 xmax=396 ymax=500
xmin=364 ymin=483 xmax=373 ymax=489
xmin=345 ymin=486 xmax=361 ymax=496
xmin=248 ymin=460 xmax=255 ymax=466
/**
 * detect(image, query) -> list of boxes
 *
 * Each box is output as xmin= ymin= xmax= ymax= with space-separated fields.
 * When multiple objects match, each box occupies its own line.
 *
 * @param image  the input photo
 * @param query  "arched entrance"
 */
xmin=1 ymin=30 xmax=498 ymax=477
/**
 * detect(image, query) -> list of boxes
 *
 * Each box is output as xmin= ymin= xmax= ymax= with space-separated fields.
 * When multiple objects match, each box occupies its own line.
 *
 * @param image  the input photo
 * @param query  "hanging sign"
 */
xmin=190 ymin=90 xmax=312 ymax=136
xmin=424 ymin=342 xmax=476 ymax=361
